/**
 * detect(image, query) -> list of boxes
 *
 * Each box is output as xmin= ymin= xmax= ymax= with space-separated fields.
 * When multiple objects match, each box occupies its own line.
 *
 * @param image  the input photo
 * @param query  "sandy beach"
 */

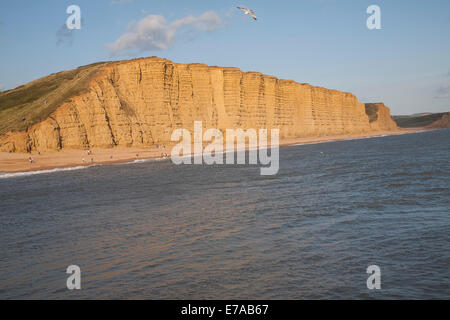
xmin=0 ymin=128 xmax=427 ymax=173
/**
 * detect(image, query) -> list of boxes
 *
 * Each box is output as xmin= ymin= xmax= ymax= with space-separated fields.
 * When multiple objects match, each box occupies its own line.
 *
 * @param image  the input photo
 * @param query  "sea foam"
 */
xmin=0 ymin=165 xmax=92 ymax=179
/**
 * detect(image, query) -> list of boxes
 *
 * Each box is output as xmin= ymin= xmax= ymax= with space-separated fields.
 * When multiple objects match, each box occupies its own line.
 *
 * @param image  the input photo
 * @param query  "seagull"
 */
xmin=237 ymin=6 xmax=257 ymax=21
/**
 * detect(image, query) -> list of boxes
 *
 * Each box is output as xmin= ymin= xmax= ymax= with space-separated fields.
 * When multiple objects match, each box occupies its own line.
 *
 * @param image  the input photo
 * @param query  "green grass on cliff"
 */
xmin=392 ymin=112 xmax=450 ymax=128
xmin=0 ymin=62 xmax=110 ymax=136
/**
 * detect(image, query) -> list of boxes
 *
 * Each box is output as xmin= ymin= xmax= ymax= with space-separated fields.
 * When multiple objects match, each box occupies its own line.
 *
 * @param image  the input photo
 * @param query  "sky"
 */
xmin=0 ymin=0 xmax=449 ymax=115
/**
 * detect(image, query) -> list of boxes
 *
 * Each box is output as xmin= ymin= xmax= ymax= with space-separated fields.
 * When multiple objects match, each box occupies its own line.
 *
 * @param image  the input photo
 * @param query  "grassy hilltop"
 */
xmin=393 ymin=112 xmax=450 ymax=128
xmin=0 ymin=62 xmax=109 ymax=136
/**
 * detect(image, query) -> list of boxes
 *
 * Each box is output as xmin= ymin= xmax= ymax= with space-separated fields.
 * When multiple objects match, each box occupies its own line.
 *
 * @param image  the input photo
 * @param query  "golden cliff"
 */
xmin=364 ymin=103 xmax=398 ymax=131
xmin=0 ymin=57 xmax=398 ymax=152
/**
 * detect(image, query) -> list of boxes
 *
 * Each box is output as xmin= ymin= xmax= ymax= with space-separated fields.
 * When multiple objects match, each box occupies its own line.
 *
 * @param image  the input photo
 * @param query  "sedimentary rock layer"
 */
xmin=0 ymin=57 xmax=398 ymax=152
xmin=364 ymin=103 xmax=398 ymax=131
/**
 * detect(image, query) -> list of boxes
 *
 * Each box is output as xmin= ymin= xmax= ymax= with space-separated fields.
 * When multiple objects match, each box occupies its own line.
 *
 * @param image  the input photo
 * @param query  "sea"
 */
xmin=0 ymin=129 xmax=449 ymax=299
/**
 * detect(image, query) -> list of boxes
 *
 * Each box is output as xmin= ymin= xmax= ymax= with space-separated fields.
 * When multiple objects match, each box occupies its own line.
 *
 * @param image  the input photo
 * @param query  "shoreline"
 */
xmin=0 ymin=128 xmax=430 ymax=174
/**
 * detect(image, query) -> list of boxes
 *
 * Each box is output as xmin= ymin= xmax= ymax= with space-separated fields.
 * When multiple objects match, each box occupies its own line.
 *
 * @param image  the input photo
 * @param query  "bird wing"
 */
xmin=237 ymin=7 xmax=257 ymax=20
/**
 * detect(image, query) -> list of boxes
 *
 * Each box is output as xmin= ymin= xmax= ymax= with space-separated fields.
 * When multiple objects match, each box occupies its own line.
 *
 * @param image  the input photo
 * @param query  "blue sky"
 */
xmin=0 ymin=0 xmax=449 ymax=114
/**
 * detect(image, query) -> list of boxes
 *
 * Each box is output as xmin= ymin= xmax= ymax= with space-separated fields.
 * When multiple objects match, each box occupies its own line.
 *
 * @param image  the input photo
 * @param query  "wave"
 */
xmin=0 ymin=165 xmax=93 ymax=179
xmin=288 ymin=134 xmax=394 ymax=147
xmin=0 ymin=157 xmax=171 ymax=179
xmin=114 ymin=157 xmax=167 ymax=165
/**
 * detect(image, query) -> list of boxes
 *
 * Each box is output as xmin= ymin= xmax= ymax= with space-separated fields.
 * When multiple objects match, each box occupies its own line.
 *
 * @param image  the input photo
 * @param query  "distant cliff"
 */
xmin=427 ymin=114 xmax=450 ymax=128
xmin=0 ymin=57 xmax=398 ymax=152
xmin=393 ymin=112 xmax=450 ymax=129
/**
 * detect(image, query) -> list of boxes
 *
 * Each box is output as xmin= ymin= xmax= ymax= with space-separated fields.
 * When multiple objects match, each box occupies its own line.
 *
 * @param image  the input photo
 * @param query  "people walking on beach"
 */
xmin=28 ymin=157 xmax=34 ymax=163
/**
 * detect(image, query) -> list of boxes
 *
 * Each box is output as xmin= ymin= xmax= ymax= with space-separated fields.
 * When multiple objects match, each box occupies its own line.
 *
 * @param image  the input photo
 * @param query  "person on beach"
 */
xmin=82 ymin=158 xmax=86 ymax=163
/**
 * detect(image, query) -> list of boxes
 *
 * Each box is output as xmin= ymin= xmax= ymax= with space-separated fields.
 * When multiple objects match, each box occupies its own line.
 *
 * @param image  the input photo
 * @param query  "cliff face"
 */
xmin=364 ymin=103 xmax=398 ymax=131
xmin=0 ymin=57 xmax=398 ymax=152
xmin=427 ymin=114 xmax=450 ymax=129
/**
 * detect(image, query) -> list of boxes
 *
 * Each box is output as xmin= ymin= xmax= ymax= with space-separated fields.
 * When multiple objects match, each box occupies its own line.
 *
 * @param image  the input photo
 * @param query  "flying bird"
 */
xmin=237 ymin=6 xmax=257 ymax=21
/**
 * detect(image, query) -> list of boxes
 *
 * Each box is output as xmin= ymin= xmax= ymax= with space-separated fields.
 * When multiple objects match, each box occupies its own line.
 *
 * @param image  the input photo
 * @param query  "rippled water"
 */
xmin=0 ymin=129 xmax=449 ymax=299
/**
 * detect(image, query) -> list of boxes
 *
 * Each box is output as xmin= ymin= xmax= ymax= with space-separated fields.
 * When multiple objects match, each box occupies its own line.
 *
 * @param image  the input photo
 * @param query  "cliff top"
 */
xmin=0 ymin=62 xmax=110 ymax=136
xmin=0 ymin=56 xmax=356 ymax=136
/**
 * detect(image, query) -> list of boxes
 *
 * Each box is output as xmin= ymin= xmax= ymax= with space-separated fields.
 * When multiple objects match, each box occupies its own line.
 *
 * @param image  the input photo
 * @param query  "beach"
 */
xmin=0 ymin=128 xmax=426 ymax=173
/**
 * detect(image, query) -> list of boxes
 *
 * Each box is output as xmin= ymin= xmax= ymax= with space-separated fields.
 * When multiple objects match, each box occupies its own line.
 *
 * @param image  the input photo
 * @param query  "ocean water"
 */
xmin=0 ymin=129 xmax=449 ymax=299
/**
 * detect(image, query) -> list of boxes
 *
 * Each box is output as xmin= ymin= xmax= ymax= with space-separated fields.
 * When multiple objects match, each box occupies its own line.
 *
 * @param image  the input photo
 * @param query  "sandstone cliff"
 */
xmin=0 ymin=57 xmax=398 ymax=152
xmin=364 ymin=103 xmax=398 ymax=131
xmin=427 ymin=114 xmax=450 ymax=129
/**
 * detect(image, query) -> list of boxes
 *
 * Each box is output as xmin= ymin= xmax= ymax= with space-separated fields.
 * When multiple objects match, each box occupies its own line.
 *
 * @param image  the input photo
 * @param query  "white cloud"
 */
xmin=106 ymin=11 xmax=222 ymax=55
